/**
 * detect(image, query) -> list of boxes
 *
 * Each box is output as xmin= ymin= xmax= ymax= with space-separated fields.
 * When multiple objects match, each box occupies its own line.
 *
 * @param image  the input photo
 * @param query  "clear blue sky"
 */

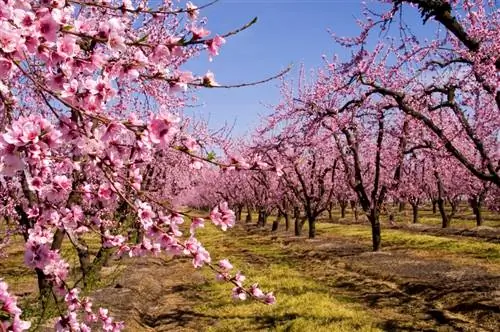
xmin=183 ymin=0 xmax=430 ymax=138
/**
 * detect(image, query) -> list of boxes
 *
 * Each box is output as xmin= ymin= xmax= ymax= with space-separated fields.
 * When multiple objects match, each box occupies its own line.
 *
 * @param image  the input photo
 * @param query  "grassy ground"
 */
xmin=325 ymin=205 xmax=500 ymax=229
xmin=2 ymin=209 xmax=499 ymax=331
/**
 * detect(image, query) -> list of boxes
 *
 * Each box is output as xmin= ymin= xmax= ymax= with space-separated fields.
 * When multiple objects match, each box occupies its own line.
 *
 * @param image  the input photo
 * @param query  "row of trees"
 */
xmin=195 ymin=0 xmax=499 ymax=251
xmin=0 ymin=1 xmax=278 ymax=331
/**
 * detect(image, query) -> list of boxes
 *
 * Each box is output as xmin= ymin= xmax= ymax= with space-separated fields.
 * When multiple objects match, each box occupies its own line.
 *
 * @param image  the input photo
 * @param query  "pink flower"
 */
xmin=98 ymin=183 xmax=114 ymax=201
xmin=206 ymin=35 xmax=226 ymax=61
xmin=202 ymin=71 xmax=219 ymax=87
xmin=190 ymin=217 xmax=205 ymax=234
xmin=210 ymin=202 xmax=236 ymax=231
xmin=29 ymin=177 xmax=44 ymax=191
xmin=0 ymin=57 xmax=12 ymax=78
xmin=189 ymin=25 xmax=210 ymax=40
xmin=57 ymin=35 xmax=79 ymax=58
xmin=264 ymin=292 xmax=276 ymax=305
xmin=53 ymin=175 xmax=71 ymax=191
xmin=38 ymin=13 xmax=59 ymax=42
xmin=148 ymin=112 xmax=180 ymax=146
xmin=218 ymin=259 xmax=233 ymax=271
xmin=186 ymin=2 xmax=199 ymax=20
xmin=232 ymin=286 xmax=247 ymax=300
xmin=250 ymin=283 xmax=264 ymax=298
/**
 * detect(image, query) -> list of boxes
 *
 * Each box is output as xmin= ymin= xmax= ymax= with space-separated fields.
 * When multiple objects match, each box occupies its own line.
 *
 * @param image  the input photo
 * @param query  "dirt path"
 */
xmin=92 ymin=256 xmax=216 ymax=331
xmin=92 ymin=225 xmax=500 ymax=331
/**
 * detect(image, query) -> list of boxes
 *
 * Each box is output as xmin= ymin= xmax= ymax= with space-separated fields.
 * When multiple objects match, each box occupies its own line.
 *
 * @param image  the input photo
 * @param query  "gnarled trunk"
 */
xmin=411 ymin=202 xmax=419 ymax=224
xmin=368 ymin=209 xmax=381 ymax=251
xmin=245 ymin=206 xmax=252 ymax=223
xmin=437 ymin=198 xmax=450 ymax=228
xmin=308 ymin=216 xmax=316 ymax=239
xmin=469 ymin=197 xmax=482 ymax=227
xmin=350 ymin=200 xmax=359 ymax=222
xmin=271 ymin=212 xmax=282 ymax=232
xmin=340 ymin=200 xmax=347 ymax=218
xmin=432 ymin=200 xmax=437 ymax=214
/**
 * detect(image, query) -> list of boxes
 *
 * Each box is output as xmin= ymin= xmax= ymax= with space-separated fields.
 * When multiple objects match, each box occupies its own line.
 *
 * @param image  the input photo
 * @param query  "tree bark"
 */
xmin=271 ymin=212 xmax=282 ymax=232
xmin=469 ymin=197 xmax=482 ymax=227
xmin=284 ymin=212 xmax=290 ymax=231
xmin=437 ymin=197 xmax=450 ymax=228
xmin=411 ymin=202 xmax=419 ymax=224
xmin=235 ymin=205 xmax=242 ymax=222
xmin=340 ymin=200 xmax=347 ymax=218
xmin=368 ymin=209 xmax=381 ymax=251
xmin=293 ymin=207 xmax=301 ymax=236
xmin=350 ymin=200 xmax=359 ymax=222
xmin=432 ymin=200 xmax=437 ymax=214
xmin=308 ymin=216 xmax=316 ymax=239
xmin=245 ymin=206 xmax=252 ymax=223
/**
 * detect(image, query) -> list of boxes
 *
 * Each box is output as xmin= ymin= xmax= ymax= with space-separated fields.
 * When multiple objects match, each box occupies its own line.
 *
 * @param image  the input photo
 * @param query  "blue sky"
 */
xmin=183 ymin=0 xmax=429 ymax=138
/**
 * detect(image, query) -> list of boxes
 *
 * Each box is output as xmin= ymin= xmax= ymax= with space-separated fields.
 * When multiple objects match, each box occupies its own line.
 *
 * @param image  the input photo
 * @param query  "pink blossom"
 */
xmin=186 ymin=2 xmax=199 ymax=20
xmin=210 ymin=202 xmax=236 ymax=231
xmin=148 ymin=112 xmax=181 ymax=146
xmin=218 ymin=259 xmax=233 ymax=271
xmin=189 ymin=25 xmax=210 ymax=40
xmin=232 ymin=286 xmax=247 ymax=300
xmin=206 ymin=35 xmax=226 ymax=61
xmin=0 ymin=57 xmax=12 ymax=78
xmin=38 ymin=13 xmax=59 ymax=42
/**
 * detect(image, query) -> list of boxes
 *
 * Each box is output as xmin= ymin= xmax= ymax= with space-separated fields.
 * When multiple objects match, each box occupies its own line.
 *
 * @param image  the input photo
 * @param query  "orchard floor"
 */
xmin=86 ymin=220 xmax=500 ymax=332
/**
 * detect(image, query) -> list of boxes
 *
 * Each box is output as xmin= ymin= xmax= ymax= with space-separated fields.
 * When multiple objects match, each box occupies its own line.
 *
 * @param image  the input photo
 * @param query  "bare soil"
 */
xmin=90 ymin=224 xmax=500 ymax=331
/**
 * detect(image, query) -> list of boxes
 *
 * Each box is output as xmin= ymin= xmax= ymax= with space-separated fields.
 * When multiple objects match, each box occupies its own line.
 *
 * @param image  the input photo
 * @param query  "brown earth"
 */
xmin=89 ymin=224 xmax=500 ymax=332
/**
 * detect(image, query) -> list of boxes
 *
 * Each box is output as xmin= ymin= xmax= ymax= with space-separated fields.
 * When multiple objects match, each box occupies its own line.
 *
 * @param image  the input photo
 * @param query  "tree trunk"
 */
xmin=340 ymin=201 xmax=347 ymax=218
xmin=449 ymin=199 xmax=458 ymax=224
xmin=293 ymin=207 xmax=301 ymax=236
xmin=77 ymin=244 xmax=92 ymax=288
xmin=411 ymin=203 xmax=419 ymax=224
xmin=398 ymin=201 xmax=406 ymax=212
xmin=432 ymin=200 xmax=437 ymax=214
xmin=437 ymin=198 xmax=450 ymax=228
xmin=469 ymin=197 xmax=482 ymax=227
xmin=368 ymin=210 xmax=381 ymax=251
xmin=245 ymin=206 xmax=252 ymax=223
xmin=235 ymin=206 xmax=242 ymax=222
xmin=327 ymin=206 xmax=333 ymax=220
xmin=284 ymin=213 xmax=290 ymax=231
xmin=308 ymin=216 xmax=316 ymax=239
xmin=271 ymin=212 xmax=282 ymax=232
xmin=350 ymin=200 xmax=359 ymax=222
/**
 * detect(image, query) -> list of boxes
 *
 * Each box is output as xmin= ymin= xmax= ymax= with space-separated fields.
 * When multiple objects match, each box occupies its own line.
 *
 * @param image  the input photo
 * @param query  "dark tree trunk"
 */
xmin=350 ymin=200 xmax=359 ymax=222
xmin=293 ymin=207 xmax=301 ymax=236
xmin=77 ymin=244 xmax=92 ymax=288
xmin=469 ymin=197 xmax=482 ymax=226
xmin=411 ymin=202 xmax=419 ymax=224
xmin=432 ymin=200 xmax=437 ymax=214
xmin=399 ymin=201 xmax=406 ymax=212
xmin=257 ymin=210 xmax=268 ymax=227
xmin=340 ymin=201 xmax=347 ymax=218
xmin=284 ymin=213 xmax=290 ymax=231
xmin=449 ymin=199 xmax=458 ymax=224
xmin=308 ymin=216 xmax=316 ymax=239
xmin=437 ymin=198 xmax=450 ymax=228
xmin=327 ymin=205 xmax=333 ymax=220
xmin=245 ymin=206 xmax=252 ymax=223
xmin=271 ymin=212 xmax=282 ymax=232
xmin=368 ymin=210 xmax=381 ymax=251
xmin=235 ymin=206 xmax=243 ymax=222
